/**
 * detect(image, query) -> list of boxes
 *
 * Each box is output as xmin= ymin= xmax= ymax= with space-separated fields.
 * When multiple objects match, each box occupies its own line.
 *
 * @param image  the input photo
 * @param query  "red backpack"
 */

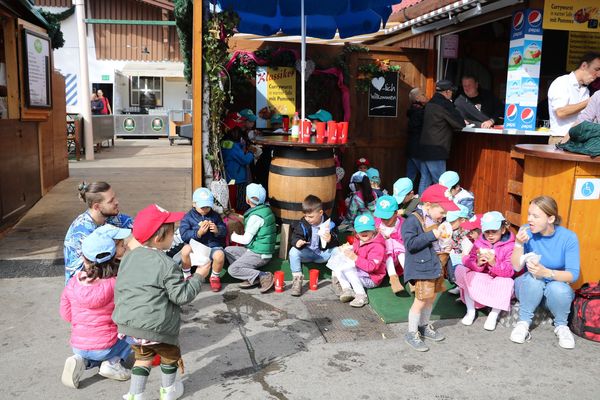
xmin=569 ymin=282 xmax=600 ymax=342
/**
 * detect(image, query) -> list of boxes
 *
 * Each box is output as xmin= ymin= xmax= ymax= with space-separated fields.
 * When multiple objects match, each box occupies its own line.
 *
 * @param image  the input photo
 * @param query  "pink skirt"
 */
xmin=454 ymin=265 xmax=514 ymax=311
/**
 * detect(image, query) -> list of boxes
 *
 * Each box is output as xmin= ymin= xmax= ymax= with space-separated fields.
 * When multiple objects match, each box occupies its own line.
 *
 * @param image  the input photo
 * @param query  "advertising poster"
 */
xmin=543 ymin=1 xmax=600 ymax=33
xmin=504 ymin=9 xmax=543 ymax=131
xmin=255 ymin=66 xmax=296 ymax=129
xmin=567 ymin=31 xmax=600 ymax=70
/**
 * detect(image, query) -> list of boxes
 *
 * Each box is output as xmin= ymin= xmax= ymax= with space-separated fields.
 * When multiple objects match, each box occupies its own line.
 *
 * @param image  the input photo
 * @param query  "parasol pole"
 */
xmin=300 ymin=0 xmax=306 ymax=122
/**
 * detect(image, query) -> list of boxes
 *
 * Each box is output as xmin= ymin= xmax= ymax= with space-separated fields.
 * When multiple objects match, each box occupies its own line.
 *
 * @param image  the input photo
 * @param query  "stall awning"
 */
xmin=117 ymin=62 xmax=184 ymax=78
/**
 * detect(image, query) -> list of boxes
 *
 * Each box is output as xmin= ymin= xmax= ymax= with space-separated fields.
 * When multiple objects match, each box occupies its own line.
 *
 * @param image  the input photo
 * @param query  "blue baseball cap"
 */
xmin=481 ymin=211 xmax=505 ymax=232
xmin=307 ymin=109 xmax=332 ymax=122
xmin=393 ymin=177 xmax=413 ymax=203
xmin=366 ymin=168 xmax=380 ymax=184
xmin=239 ymin=108 xmax=257 ymax=122
xmin=350 ymin=171 xmax=367 ymax=183
xmin=271 ymin=114 xmax=283 ymax=124
xmin=95 ymin=224 xmax=131 ymax=240
xmin=246 ymin=183 xmax=266 ymax=205
xmin=446 ymin=204 xmax=470 ymax=223
xmin=374 ymin=195 xmax=398 ymax=219
xmin=439 ymin=171 xmax=460 ymax=189
xmin=193 ymin=187 xmax=214 ymax=208
xmin=82 ymin=230 xmax=117 ymax=263
xmin=354 ymin=213 xmax=376 ymax=233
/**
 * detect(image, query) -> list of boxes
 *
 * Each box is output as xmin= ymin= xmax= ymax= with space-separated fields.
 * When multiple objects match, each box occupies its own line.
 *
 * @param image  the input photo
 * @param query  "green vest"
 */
xmin=244 ymin=204 xmax=276 ymax=255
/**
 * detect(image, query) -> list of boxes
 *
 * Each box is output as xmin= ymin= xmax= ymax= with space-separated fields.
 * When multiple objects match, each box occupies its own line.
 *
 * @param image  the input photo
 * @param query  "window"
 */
xmin=130 ymin=76 xmax=163 ymax=108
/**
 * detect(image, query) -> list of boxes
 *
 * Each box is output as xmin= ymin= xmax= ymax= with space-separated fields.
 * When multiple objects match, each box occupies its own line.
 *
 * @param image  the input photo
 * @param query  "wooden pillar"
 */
xmin=192 ymin=0 xmax=203 ymax=188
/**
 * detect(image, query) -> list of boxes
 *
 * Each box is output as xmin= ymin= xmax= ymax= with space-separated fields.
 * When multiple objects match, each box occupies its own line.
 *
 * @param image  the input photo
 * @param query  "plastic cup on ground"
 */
xmin=309 ymin=269 xmax=319 ymax=291
xmin=274 ymin=270 xmax=285 ymax=293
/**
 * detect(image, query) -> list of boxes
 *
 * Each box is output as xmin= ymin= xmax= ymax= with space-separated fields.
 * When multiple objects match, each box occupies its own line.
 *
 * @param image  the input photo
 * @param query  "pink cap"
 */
xmin=133 ymin=204 xmax=185 ymax=243
xmin=420 ymin=184 xmax=460 ymax=211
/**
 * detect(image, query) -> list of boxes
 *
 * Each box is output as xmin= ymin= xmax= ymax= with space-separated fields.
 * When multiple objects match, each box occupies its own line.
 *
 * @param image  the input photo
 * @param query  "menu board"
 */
xmin=567 ymin=31 xmax=600 ymax=71
xmin=23 ymin=29 xmax=52 ymax=108
xmin=543 ymin=1 xmax=600 ymax=33
xmin=368 ymin=72 xmax=398 ymax=118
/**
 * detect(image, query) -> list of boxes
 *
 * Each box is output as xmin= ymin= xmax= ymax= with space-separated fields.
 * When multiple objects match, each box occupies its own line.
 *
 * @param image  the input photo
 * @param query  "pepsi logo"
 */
xmin=513 ymin=11 xmax=524 ymax=30
xmin=521 ymin=108 xmax=535 ymax=122
xmin=528 ymin=10 xmax=542 ymax=27
xmin=506 ymin=104 xmax=518 ymax=121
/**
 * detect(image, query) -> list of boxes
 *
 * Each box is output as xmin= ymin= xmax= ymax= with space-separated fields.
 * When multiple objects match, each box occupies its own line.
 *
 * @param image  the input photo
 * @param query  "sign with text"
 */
xmin=256 ymin=66 xmax=296 ymax=129
xmin=504 ymin=9 xmax=543 ymax=131
xmin=368 ymin=72 xmax=398 ymax=118
xmin=543 ymin=1 xmax=600 ymax=32
xmin=567 ymin=31 xmax=600 ymax=71
xmin=23 ymin=29 xmax=52 ymax=108
xmin=442 ymin=34 xmax=459 ymax=59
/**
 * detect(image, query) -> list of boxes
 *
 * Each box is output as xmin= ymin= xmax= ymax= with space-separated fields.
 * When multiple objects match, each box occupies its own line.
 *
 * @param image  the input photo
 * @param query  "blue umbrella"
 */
xmin=216 ymin=0 xmax=397 ymax=121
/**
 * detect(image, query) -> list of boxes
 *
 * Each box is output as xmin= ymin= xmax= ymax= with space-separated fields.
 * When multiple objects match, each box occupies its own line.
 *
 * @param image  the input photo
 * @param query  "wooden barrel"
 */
xmin=268 ymin=148 xmax=337 ymax=224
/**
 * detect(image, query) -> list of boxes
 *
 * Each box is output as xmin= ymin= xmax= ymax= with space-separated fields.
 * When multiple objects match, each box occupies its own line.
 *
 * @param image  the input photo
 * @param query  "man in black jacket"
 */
xmin=417 ymin=80 xmax=466 ymax=194
xmin=406 ymin=88 xmax=428 ymax=185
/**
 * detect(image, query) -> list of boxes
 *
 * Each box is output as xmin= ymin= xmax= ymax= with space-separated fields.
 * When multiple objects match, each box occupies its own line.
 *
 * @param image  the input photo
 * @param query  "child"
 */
xmin=114 ymin=204 xmax=211 ymax=400
xmin=373 ymin=195 xmax=406 ymax=294
xmin=224 ymin=183 xmax=276 ymax=293
xmin=289 ymin=195 xmax=339 ymax=296
xmin=356 ymin=157 xmax=370 ymax=173
xmin=401 ymin=184 xmax=460 ymax=352
xmin=392 ymin=177 xmax=420 ymax=217
xmin=270 ymin=114 xmax=285 ymax=133
xmin=444 ymin=205 xmax=471 ymax=294
xmin=221 ymin=126 xmax=255 ymax=213
xmin=333 ymin=213 xmax=386 ymax=307
xmin=367 ymin=168 xmax=385 ymax=197
xmin=455 ymin=211 xmax=515 ymax=331
xmin=345 ymin=171 xmax=377 ymax=225
xmin=60 ymin=227 xmax=132 ymax=389
xmin=178 ymin=188 xmax=227 ymax=292
xmin=439 ymin=171 xmax=475 ymax=217
xmin=461 ymin=214 xmax=483 ymax=243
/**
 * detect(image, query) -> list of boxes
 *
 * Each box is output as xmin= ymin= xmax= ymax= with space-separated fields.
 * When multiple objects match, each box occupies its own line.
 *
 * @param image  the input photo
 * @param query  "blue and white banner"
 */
xmin=65 ymin=73 xmax=77 ymax=106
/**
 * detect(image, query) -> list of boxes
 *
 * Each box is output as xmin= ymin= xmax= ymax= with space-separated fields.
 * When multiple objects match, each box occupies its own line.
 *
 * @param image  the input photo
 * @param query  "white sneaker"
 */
xmin=160 ymin=380 xmax=184 ymax=400
xmin=484 ymin=315 xmax=498 ymax=331
xmin=123 ymin=393 xmax=147 ymax=400
xmin=510 ymin=321 xmax=531 ymax=344
xmin=554 ymin=325 xmax=575 ymax=349
xmin=61 ymin=354 xmax=85 ymax=388
xmin=99 ymin=360 xmax=131 ymax=381
xmin=461 ymin=311 xmax=476 ymax=326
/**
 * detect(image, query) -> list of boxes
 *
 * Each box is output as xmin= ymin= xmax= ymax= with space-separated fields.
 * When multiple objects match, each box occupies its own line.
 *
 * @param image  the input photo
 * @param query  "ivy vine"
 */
xmin=356 ymin=59 xmax=401 ymax=93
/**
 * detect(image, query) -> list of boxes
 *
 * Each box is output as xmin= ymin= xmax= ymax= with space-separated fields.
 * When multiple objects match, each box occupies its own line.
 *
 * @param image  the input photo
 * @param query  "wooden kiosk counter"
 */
xmin=516 ymin=144 xmax=600 ymax=289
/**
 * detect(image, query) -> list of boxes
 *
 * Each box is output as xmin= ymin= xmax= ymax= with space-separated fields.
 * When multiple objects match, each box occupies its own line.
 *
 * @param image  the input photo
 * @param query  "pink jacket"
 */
xmin=375 ymin=217 xmax=405 ymax=259
xmin=60 ymin=271 xmax=118 ymax=350
xmin=463 ymin=232 xmax=515 ymax=278
xmin=352 ymin=233 xmax=387 ymax=286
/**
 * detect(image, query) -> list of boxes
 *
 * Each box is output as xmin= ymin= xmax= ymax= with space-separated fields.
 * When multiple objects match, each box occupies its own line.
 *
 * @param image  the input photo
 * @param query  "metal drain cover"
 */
xmin=303 ymin=300 xmax=397 ymax=343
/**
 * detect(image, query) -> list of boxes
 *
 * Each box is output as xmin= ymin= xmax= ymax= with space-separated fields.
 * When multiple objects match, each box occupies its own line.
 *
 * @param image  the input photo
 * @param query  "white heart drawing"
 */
xmin=371 ymin=76 xmax=385 ymax=91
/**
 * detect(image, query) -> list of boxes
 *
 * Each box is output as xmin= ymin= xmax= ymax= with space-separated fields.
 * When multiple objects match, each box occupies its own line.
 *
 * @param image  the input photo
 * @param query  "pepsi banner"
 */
xmin=504 ymin=9 xmax=543 ymax=131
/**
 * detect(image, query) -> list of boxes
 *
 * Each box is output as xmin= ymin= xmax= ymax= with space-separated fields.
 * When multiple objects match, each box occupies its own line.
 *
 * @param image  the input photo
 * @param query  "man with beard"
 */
xmin=63 ymin=181 xmax=133 ymax=284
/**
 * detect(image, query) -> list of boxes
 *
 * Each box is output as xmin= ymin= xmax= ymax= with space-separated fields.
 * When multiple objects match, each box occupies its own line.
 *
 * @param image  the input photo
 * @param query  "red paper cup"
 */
xmin=282 ymin=116 xmax=290 ymax=132
xmin=300 ymin=120 xmax=311 ymax=143
xmin=274 ymin=270 xmax=285 ymax=292
xmin=309 ymin=269 xmax=319 ymax=291
xmin=346 ymin=235 xmax=355 ymax=245
xmin=338 ymin=122 xmax=348 ymax=144
xmin=327 ymin=120 xmax=338 ymax=144
xmin=315 ymin=122 xmax=326 ymax=144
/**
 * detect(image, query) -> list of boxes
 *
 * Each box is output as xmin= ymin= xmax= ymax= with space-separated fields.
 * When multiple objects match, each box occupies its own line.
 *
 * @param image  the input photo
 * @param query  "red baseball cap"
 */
xmin=461 ymin=214 xmax=483 ymax=231
xmin=356 ymin=157 xmax=370 ymax=167
xmin=420 ymin=184 xmax=460 ymax=211
xmin=133 ymin=204 xmax=185 ymax=243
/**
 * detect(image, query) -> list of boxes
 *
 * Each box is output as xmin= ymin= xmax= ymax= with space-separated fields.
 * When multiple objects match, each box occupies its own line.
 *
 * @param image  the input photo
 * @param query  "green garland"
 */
xmin=356 ymin=59 xmax=401 ymax=93
xmin=174 ymin=0 xmax=193 ymax=83
xmin=37 ymin=6 xmax=74 ymax=49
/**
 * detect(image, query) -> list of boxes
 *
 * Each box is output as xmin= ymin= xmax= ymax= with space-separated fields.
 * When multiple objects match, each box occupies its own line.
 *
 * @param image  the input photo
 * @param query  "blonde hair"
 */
xmin=530 ymin=196 xmax=562 ymax=226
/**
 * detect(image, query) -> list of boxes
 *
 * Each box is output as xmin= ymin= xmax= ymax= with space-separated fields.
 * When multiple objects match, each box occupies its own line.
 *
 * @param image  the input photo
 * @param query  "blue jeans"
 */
xmin=73 ymin=338 xmax=132 ymax=369
xmin=514 ymin=272 xmax=574 ymax=326
xmin=418 ymin=160 xmax=446 ymax=194
xmin=289 ymin=247 xmax=334 ymax=273
xmin=406 ymin=158 xmax=421 ymax=185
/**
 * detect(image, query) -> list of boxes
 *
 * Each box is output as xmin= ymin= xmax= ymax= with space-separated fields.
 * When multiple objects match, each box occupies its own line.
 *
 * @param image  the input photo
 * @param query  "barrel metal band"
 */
xmin=270 ymin=199 xmax=334 ymax=211
xmin=269 ymin=165 xmax=335 ymax=177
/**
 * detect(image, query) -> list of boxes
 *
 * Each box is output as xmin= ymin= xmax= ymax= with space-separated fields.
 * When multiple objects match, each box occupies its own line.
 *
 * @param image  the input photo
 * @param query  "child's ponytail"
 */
xmin=83 ymin=256 xmax=120 ymax=280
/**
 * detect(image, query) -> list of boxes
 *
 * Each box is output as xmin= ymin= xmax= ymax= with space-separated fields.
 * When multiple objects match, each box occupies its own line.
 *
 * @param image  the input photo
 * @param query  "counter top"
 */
xmin=253 ymin=135 xmax=343 ymax=149
xmin=515 ymin=144 xmax=600 ymax=163
xmin=460 ymin=127 xmax=551 ymax=136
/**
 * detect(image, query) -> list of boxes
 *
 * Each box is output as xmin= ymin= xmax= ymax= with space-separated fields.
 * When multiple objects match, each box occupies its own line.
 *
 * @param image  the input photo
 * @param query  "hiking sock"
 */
xmin=461 ymin=292 xmax=477 ymax=325
xmin=420 ymin=305 xmax=433 ymax=326
xmin=211 ymin=270 xmax=220 ymax=277
xmin=129 ymin=365 xmax=151 ymax=395
xmin=160 ymin=363 xmax=178 ymax=388
xmin=408 ymin=311 xmax=421 ymax=333
xmin=292 ymin=272 xmax=303 ymax=278
xmin=385 ymin=257 xmax=396 ymax=276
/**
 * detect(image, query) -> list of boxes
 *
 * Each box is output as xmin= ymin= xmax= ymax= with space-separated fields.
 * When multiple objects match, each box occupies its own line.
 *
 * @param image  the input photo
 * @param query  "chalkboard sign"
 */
xmin=22 ymin=29 xmax=52 ymax=108
xmin=368 ymin=72 xmax=398 ymax=118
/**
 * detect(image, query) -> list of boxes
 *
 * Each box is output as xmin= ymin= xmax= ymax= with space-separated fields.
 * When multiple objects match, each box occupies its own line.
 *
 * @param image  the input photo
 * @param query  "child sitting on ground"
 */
xmin=114 ymin=204 xmax=211 ymax=400
xmin=224 ymin=183 xmax=277 ymax=293
xmin=179 ymin=187 xmax=227 ymax=292
xmin=439 ymin=171 xmax=475 ymax=217
xmin=374 ymin=195 xmax=406 ymax=294
xmin=367 ymin=168 xmax=385 ymax=197
xmin=60 ymin=226 xmax=133 ymax=389
xmin=289 ymin=195 xmax=339 ymax=297
xmin=393 ymin=177 xmax=420 ymax=217
xmin=345 ymin=171 xmax=377 ymax=225
xmin=455 ymin=211 xmax=515 ymax=331
xmin=444 ymin=205 xmax=471 ymax=294
xmin=330 ymin=213 xmax=386 ymax=308
xmin=402 ymin=184 xmax=460 ymax=352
